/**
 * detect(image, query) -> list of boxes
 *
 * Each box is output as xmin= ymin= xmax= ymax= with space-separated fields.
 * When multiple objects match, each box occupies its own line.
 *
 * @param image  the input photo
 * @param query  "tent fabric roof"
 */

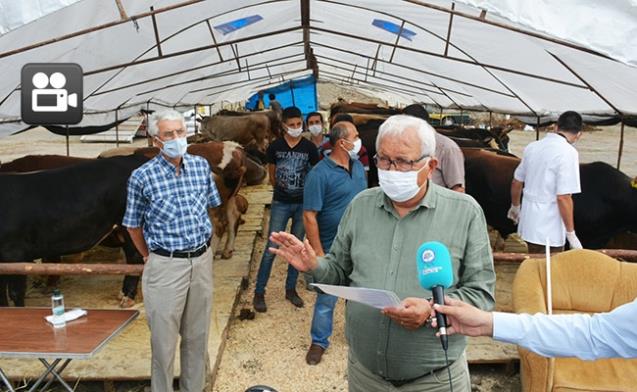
xmin=1 ymin=0 xmax=636 ymax=137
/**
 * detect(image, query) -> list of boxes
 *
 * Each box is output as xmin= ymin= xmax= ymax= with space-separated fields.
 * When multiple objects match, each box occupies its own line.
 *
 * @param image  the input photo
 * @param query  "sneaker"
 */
xmin=305 ymin=344 xmax=325 ymax=365
xmin=285 ymin=289 xmax=304 ymax=308
xmin=253 ymin=293 xmax=267 ymax=313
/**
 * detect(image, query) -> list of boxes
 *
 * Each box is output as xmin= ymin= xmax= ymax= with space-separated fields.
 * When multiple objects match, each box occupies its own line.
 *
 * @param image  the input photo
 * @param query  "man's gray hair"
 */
xmin=148 ymin=109 xmax=186 ymax=137
xmin=330 ymin=122 xmax=350 ymax=144
xmin=376 ymin=114 xmax=436 ymax=157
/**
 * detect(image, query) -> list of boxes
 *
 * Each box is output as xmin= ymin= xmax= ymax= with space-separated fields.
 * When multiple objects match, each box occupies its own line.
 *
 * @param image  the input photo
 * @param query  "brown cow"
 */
xmin=199 ymin=111 xmax=278 ymax=157
xmin=0 ymin=155 xmax=93 ymax=172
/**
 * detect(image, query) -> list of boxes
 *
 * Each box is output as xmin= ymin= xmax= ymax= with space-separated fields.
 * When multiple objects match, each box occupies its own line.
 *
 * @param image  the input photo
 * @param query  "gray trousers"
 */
xmin=142 ymin=247 xmax=213 ymax=392
xmin=348 ymin=350 xmax=471 ymax=392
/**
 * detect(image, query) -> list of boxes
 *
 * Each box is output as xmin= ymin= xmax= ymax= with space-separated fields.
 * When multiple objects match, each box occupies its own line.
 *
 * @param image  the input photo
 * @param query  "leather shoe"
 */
xmin=253 ymin=293 xmax=267 ymax=313
xmin=306 ymin=344 xmax=325 ymax=365
xmin=285 ymin=289 xmax=304 ymax=308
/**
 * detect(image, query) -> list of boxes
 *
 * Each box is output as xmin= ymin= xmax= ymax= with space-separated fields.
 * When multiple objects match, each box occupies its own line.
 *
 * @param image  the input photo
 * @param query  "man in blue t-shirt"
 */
xmin=253 ymin=106 xmax=319 ymax=313
xmin=303 ymin=121 xmax=367 ymax=365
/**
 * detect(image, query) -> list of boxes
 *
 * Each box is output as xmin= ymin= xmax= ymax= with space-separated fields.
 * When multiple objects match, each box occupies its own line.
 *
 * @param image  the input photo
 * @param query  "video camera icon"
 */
xmin=21 ymin=63 xmax=83 ymax=125
xmin=31 ymin=71 xmax=78 ymax=112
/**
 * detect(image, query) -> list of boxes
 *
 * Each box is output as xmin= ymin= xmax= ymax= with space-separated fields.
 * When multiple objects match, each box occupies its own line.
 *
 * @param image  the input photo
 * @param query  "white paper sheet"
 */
xmin=311 ymin=283 xmax=402 ymax=309
xmin=45 ymin=308 xmax=87 ymax=325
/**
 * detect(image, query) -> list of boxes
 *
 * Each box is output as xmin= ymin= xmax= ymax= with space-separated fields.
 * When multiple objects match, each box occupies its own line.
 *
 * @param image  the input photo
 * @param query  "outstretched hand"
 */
xmin=431 ymin=296 xmax=494 ymax=337
xmin=268 ymin=231 xmax=318 ymax=272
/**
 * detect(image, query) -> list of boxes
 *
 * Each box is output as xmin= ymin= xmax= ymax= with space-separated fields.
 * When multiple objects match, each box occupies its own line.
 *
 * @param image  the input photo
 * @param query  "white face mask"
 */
xmin=348 ymin=138 xmax=362 ymax=158
xmin=286 ymin=126 xmax=303 ymax=138
xmin=308 ymin=124 xmax=323 ymax=136
xmin=378 ymin=162 xmax=428 ymax=202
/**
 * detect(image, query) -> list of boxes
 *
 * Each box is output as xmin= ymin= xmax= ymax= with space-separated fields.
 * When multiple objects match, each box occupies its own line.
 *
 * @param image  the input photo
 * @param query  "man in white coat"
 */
xmin=508 ymin=111 xmax=584 ymax=253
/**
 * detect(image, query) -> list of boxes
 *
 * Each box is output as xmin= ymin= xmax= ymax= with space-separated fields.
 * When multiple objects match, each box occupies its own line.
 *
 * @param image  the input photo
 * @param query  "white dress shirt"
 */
xmin=514 ymin=133 xmax=581 ymax=246
xmin=493 ymin=298 xmax=637 ymax=360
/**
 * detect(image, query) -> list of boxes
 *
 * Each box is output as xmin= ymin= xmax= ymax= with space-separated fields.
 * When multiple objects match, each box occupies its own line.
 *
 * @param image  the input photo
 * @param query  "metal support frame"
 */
xmin=150 ymin=6 xmax=163 ymax=57
xmin=536 ymin=116 xmax=540 ymax=141
xmin=404 ymin=0 xmax=612 ymax=60
xmin=312 ymin=41 xmax=514 ymax=97
xmin=443 ymin=3 xmax=455 ymax=57
xmin=65 ymin=125 xmax=69 ymax=156
xmin=388 ymin=20 xmax=406 ymax=63
xmin=194 ymin=104 xmax=199 ymax=135
xmin=617 ymin=118 xmax=625 ymax=169
xmin=115 ymin=109 xmax=120 ymax=147
xmin=205 ymin=20 xmax=224 ymax=61
xmin=0 ymin=0 xmax=203 ymax=60
xmin=0 ymin=367 xmax=14 ymax=392
xmin=310 ymin=26 xmax=586 ymax=90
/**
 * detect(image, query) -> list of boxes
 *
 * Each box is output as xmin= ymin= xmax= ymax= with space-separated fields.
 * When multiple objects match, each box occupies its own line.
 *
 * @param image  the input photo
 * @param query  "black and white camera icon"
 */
xmin=21 ymin=63 xmax=83 ymax=125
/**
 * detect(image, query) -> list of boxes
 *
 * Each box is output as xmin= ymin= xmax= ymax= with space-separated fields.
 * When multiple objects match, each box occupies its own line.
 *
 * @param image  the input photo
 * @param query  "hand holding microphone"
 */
xmin=431 ymin=296 xmax=494 ymax=338
xmin=417 ymin=241 xmax=454 ymax=351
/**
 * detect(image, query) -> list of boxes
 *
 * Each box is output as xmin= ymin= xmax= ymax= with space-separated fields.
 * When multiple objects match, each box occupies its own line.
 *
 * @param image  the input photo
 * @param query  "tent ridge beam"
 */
xmin=310 ymin=26 xmax=587 ymax=89
xmin=404 ymin=0 xmax=614 ymax=61
xmin=0 ymin=0 xmax=203 ymax=59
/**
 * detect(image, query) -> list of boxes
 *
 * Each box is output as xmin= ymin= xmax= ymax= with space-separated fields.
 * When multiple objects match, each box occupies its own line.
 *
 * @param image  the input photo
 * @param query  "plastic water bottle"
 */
xmin=51 ymin=289 xmax=66 ymax=328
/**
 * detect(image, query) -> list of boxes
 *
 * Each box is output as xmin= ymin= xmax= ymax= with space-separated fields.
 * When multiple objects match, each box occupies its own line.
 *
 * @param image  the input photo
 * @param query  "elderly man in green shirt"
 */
xmin=270 ymin=114 xmax=495 ymax=391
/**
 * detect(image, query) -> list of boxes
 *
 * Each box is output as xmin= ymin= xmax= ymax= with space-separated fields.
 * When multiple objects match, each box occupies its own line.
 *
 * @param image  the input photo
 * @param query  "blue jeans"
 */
xmin=311 ymin=293 xmax=338 ymax=348
xmin=255 ymin=200 xmax=305 ymax=295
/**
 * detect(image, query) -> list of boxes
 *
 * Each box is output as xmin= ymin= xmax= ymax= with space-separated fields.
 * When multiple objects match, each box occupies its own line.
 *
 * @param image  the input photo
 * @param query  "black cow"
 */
xmin=463 ymin=148 xmax=637 ymax=249
xmin=0 ymin=154 xmax=148 ymax=306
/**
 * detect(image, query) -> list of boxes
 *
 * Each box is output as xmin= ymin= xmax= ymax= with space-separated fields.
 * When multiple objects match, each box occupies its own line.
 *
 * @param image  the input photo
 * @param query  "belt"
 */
xmin=383 ymin=362 xmax=453 ymax=388
xmin=152 ymin=239 xmax=211 ymax=259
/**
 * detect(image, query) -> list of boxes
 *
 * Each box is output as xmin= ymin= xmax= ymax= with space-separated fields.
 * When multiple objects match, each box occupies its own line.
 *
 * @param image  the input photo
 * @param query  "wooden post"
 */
xmin=0 ymin=263 xmax=143 ymax=276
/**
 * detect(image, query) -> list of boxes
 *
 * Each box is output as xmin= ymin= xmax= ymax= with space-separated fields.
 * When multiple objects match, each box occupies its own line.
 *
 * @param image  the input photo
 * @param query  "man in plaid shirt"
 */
xmin=123 ymin=110 xmax=221 ymax=392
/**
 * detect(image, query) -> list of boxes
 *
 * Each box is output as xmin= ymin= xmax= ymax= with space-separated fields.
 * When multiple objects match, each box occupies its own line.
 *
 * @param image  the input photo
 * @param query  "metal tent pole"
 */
xmin=617 ymin=117 xmax=625 ymax=170
xmin=115 ymin=109 xmax=120 ymax=147
xmin=65 ymin=125 xmax=69 ymax=156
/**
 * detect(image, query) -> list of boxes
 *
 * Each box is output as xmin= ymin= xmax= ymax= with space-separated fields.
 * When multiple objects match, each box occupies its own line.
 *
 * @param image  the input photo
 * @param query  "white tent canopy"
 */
xmin=1 ymin=0 xmax=636 ymax=137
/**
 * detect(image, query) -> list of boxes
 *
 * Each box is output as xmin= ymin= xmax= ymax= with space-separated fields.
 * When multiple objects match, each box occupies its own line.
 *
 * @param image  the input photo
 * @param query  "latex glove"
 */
xmin=507 ymin=204 xmax=520 ymax=224
xmin=566 ymin=231 xmax=583 ymax=249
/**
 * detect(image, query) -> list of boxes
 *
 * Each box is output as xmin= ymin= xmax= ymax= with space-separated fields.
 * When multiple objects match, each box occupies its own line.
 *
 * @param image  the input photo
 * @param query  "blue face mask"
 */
xmin=158 ymin=137 xmax=188 ymax=158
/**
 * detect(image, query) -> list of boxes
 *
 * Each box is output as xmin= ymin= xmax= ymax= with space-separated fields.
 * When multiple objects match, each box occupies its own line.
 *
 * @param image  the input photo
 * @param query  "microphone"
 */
xmin=417 ymin=241 xmax=453 ymax=351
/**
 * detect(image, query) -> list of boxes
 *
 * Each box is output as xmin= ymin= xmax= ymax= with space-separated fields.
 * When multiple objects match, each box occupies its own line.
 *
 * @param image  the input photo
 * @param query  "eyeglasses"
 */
xmin=158 ymin=128 xmax=187 ymax=140
xmin=373 ymin=154 xmax=429 ymax=172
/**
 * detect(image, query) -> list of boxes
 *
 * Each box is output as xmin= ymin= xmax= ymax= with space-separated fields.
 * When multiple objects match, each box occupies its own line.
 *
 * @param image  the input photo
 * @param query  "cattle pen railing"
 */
xmin=1 ymin=249 xmax=637 ymax=276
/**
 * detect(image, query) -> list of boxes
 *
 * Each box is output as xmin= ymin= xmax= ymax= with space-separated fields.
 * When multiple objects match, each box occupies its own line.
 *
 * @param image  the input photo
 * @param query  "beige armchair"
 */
xmin=512 ymin=249 xmax=637 ymax=391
